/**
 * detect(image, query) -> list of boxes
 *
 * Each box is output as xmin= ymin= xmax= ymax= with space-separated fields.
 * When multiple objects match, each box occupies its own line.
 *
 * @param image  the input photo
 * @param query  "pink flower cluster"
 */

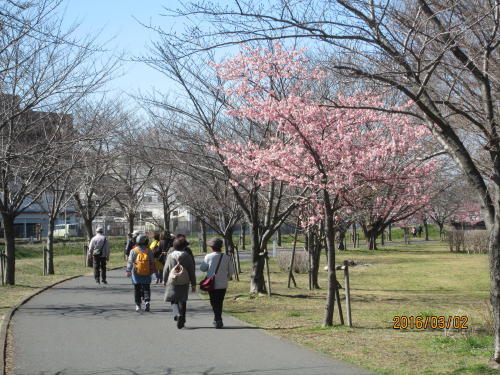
xmin=214 ymin=44 xmax=437 ymax=225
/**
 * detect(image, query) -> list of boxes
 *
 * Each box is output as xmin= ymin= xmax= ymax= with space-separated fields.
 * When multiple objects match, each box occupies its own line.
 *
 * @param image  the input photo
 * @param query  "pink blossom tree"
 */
xmin=215 ymin=44 xmax=436 ymax=325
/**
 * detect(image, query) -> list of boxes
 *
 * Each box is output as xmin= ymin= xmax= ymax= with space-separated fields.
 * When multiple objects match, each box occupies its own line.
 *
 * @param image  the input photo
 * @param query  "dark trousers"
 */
xmin=93 ymin=255 xmax=107 ymax=282
xmin=171 ymin=301 xmax=187 ymax=317
xmin=134 ymin=284 xmax=151 ymax=305
xmin=208 ymin=289 xmax=226 ymax=321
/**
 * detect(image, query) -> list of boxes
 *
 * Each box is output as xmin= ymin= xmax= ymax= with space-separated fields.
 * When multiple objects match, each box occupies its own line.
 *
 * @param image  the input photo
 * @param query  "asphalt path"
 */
xmin=11 ymin=257 xmax=374 ymax=375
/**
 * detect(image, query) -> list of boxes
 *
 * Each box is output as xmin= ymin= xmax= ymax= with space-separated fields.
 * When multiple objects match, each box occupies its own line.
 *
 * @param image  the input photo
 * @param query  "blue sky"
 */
xmin=61 ymin=0 xmax=180 ymax=98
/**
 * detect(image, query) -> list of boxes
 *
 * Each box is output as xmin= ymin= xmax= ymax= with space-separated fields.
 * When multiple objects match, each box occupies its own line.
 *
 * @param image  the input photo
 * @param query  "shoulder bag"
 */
xmin=199 ymin=254 xmax=223 ymax=292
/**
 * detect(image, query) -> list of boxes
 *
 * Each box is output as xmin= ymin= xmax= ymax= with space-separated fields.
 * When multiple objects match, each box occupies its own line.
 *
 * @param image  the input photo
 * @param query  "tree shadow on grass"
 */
xmin=269 ymin=293 xmax=324 ymax=299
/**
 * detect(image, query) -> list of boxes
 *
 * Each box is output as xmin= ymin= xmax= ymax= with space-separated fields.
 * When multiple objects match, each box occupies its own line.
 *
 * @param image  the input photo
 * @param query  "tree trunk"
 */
xmin=128 ymin=213 xmax=135 ymax=234
xmin=323 ymin=190 xmax=337 ymax=327
xmin=367 ymin=235 xmax=378 ymax=250
xmin=2 ymin=212 xmax=16 ymax=285
xmin=83 ymin=218 xmax=93 ymax=241
xmin=240 ymin=221 xmax=246 ymax=250
xmin=488 ymin=214 xmax=500 ymax=364
xmin=277 ymin=226 xmax=282 ymax=246
xmin=201 ymin=220 xmax=207 ymax=253
xmin=46 ymin=216 xmax=56 ymax=275
xmin=250 ymin=221 xmax=266 ymax=294
xmin=438 ymin=222 xmax=444 ymax=240
xmin=311 ymin=231 xmax=321 ymax=289
xmin=163 ymin=200 xmax=170 ymax=232
xmin=338 ymin=229 xmax=346 ymax=250
xmin=424 ymin=219 xmax=429 ymax=241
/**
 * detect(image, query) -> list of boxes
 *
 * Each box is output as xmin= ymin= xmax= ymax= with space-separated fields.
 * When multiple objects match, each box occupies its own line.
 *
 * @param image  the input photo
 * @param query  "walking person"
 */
xmin=126 ymin=234 xmax=155 ymax=312
xmin=172 ymin=233 xmax=195 ymax=263
xmin=125 ymin=230 xmax=140 ymax=257
xmin=200 ymin=238 xmax=234 ymax=329
xmin=163 ymin=237 xmax=196 ymax=329
xmin=155 ymin=231 xmax=172 ymax=284
xmin=88 ymin=227 xmax=110 ymax=284
xmin=149 ymin=233 xmax=162 ymax=284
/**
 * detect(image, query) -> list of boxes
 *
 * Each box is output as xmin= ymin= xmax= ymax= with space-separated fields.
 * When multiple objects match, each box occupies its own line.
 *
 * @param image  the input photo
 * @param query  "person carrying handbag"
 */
xmin=163 ymin=237 xmax=196 ymax=329
xmin=200 ymin=237 xmax=234 ymax=328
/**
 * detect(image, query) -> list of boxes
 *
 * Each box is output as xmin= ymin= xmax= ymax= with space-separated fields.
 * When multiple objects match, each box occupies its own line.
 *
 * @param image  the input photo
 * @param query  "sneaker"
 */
xmin=177 ymin=316 xmax=185 ymax=329
xmin=135 ymin=305 xmax=141 ymax=312
xmin=102 ymin=280 xmax=107 ymax=284
xmin=95 ymin=279 xmax=100 ymax=284
xmin=215 ymin=320 xmax=223 ymax=329
xmin=144 ymin=302 xmax=150 ymax=312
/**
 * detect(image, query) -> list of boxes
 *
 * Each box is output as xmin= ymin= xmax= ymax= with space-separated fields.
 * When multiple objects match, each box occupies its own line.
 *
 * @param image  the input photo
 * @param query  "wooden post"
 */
xmin=230 ymin=252 xmax=239 ymax=281
xmin=288 ymin=218 xmax=299 ymax=288
xmin=0 ymin=248 xmax=5 ymax=286
xmin=335 ymin=282 xmax=344 ymax=325
xmin=235 ymin=245 xmax=241 ymax=274
xmin=343 ymin=260 xmax=352 ymax=327
xmin=42 ymin=247 xmax=47 ymax=275
xmin=84 ymin=245 xmax=91 ymax=267
xmin=265 ymin=251 xmax=271 ymax=296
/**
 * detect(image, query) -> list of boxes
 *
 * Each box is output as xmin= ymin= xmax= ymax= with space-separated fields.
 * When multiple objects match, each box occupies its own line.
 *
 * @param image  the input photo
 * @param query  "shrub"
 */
xmin=445 ymin=229 xmax=488 ymax=254
xmin=464 ymin=230 xmax=489 ymax=254
xmin=276 ymin=251 xmax=309 ymax=273
xmin=445 ymin=229 xmax=464 ymax=252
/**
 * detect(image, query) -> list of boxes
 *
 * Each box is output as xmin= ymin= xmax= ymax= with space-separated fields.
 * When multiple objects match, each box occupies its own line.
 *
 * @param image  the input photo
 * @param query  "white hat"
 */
xmin=96 ymin=227 xmax=104 ymax=233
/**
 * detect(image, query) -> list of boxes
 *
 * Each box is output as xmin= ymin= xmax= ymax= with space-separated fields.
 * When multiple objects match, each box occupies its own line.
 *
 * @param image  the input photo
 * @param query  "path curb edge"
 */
xmin=1 ymin=266 xmax=123 ymax=375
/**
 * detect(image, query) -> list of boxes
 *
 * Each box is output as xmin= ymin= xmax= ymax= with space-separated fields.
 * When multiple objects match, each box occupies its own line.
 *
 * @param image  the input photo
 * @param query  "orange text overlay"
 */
xmin=392 ymin=316 xmax=468 ymax=330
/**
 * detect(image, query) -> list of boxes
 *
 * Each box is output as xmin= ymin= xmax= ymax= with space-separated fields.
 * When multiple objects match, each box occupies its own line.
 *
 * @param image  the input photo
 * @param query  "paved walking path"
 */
xmin=11 ymin=266 xmax=374 ymax=375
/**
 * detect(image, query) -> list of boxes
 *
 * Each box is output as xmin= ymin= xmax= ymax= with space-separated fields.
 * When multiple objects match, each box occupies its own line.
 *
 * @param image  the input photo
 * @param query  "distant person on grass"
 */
xmin=126 ymin=234 xmax=155 ymax=312
xmin=88 ymin=226 xmax=110 ymax=285
xmin=163 ymin=237 xmax=196 ymax=329
xmin=200 ymin=237 xmax=234 ymax=329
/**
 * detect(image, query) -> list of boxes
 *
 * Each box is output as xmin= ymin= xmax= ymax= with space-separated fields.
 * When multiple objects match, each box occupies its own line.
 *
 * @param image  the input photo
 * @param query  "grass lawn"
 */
xmin=218 ymin=241 xmax=495 ymax=375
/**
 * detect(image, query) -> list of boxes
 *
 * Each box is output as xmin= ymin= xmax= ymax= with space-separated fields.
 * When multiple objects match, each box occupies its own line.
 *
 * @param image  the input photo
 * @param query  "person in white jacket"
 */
xmin=88 ymin=227 xmax=110 ymax=284
xmin=200 ymin=237 xmax=234 ymax=328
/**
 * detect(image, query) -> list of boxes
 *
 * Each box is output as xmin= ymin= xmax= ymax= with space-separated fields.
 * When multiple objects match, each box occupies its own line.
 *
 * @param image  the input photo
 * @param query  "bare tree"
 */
xmin=71 ymin=99 xmax=126 ymax=240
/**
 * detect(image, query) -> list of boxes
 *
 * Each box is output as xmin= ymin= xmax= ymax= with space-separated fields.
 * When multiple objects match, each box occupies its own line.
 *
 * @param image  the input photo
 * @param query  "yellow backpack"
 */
xmin=134 ymin=247 xmax=152 ymax=276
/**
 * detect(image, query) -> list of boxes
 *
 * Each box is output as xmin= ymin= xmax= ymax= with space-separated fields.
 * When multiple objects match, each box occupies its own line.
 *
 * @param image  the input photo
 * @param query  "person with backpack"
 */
xmin=88 ymin=227 xmax=110 ymax=284
xmin=126 ymin=234 xmax=155 ymax=312
xmin=163 ymin=237 xmax=196 ymax=329
xmin=200 ymin=237 xmax=234 ymax=328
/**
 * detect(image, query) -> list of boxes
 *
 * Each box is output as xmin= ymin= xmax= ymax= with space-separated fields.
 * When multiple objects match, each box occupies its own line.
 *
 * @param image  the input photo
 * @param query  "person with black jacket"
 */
xmin=125 ymin=230 xmax=140 ymax=257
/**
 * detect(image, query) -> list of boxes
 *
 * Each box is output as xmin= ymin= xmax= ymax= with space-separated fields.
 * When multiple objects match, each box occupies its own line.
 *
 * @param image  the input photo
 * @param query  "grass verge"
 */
xmin=220 ymin=241 xmax=494 ymax=375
